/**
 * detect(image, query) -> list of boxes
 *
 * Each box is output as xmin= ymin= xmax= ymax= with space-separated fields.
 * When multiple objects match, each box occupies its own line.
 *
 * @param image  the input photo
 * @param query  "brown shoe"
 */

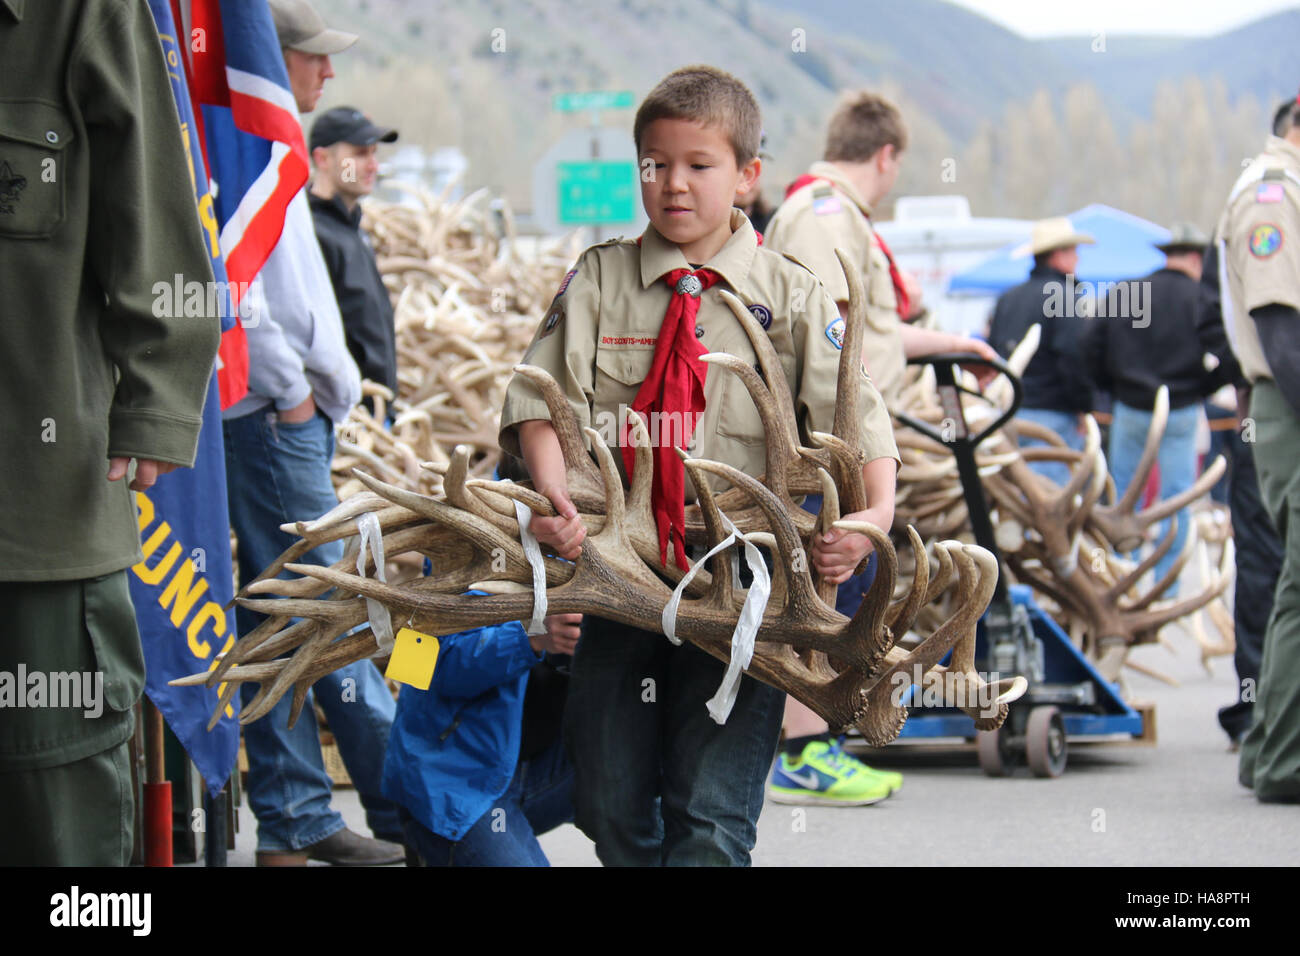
xmin=307 ymin=827 xmax=405 ymax=866
xmin=256 ymin=828 xmax=406 ymax=867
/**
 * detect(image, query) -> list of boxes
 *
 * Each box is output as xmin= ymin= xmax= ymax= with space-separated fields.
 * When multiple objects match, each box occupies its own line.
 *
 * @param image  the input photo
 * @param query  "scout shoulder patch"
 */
xmin=825 ymin=316 xmax=846 ymax=350
xmin=748 ymin=303 xmax=773 ymax=330
xmin=811 ymin=183 xmax=842 ymax=216
xmin=1249 ymin=223 xmax=1283 ymax=258
xmin=539 ymin=268 xmax=577 ymax=338
xmin=1256 ymin=182 xmax=1285 ymax=204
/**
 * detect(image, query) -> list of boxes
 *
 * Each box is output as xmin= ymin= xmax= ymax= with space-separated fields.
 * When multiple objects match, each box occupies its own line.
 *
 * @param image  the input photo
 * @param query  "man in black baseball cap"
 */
xmin=309 ymin=108 xmax=401 ymax=404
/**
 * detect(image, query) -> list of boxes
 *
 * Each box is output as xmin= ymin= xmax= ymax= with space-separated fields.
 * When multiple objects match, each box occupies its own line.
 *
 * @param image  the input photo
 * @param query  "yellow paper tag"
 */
xmin=385 ymin=628 xmax=440 ymax=690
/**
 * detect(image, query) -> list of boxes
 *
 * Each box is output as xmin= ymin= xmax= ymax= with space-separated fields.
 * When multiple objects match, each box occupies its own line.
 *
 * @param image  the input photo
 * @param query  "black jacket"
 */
xmin=988 ymin=264 xmax=1095 ymax=413
xmin=1084 ymin=267 xmax=1218 ymax=411
xmin=310 ymin=192 xmax=398 ymax=396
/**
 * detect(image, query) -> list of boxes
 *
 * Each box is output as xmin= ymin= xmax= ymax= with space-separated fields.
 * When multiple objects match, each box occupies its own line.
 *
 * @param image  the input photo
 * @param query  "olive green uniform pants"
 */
xmin=1239 ymin=381 xmax=1300 ymax=801
xmin=0 ymin=571 xmax=144 ymax=865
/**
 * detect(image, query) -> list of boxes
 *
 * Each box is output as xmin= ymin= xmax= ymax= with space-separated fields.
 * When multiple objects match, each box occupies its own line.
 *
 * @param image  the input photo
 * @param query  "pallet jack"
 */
xmin=878 ymin=352 xmax=1152 ymax=777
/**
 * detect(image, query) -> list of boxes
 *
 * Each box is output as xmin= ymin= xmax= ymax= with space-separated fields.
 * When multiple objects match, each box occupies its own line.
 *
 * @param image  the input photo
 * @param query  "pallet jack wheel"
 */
xmin=976 ymin=725 xmax=1015 ymax=777
xmin=1026 ymin=706 xmax=1067 ymax=778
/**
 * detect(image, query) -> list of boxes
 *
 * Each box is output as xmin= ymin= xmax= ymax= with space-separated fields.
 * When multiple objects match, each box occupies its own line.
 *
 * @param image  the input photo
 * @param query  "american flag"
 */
xmin=189 ymin=0 xmax=312 ymax=407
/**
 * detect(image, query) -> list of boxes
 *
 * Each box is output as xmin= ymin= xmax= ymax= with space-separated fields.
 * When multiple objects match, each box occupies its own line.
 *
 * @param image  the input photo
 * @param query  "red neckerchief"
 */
xmin=621 ymin=267 xmax=720 ymax=569
xmin=784 ymin=173 xmax=910 ymax=319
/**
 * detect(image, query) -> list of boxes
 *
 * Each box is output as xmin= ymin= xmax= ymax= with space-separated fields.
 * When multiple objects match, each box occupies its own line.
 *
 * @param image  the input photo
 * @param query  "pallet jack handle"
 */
xmin=891 ymin=351 xmax=1022 ymax=606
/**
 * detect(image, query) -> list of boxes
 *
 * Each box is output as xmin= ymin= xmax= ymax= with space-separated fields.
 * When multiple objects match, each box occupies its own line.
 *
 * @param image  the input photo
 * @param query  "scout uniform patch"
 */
xmin=1256 ymin=182 xmax=1285 ymax=204
xmin=1249 ymin=223 xmax=1283 ymax=258
xmin=811 ymin=183 xmax=842 ymax=217
xmin=539 ymin=268 xmax=578 ymax=338
xmin=748 ymin=303 xmax=772 ymax=330
xmin=825 ymin=316 xmax=846 ymax=349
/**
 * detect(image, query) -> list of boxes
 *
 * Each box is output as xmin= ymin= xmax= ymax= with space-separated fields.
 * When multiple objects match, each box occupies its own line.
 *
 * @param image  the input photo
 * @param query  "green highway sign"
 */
xmin=557 ymin=160 xmax=638 ymax=224
xmin=552 ymin=90 xmax=635 ymax=113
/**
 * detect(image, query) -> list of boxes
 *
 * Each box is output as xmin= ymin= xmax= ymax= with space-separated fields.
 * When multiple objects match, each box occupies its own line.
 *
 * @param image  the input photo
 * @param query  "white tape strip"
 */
xmin=356 ymin=512 xmax=395 ymax=655
xmin=514 ymin=499 xmax=549 ymax=636
xmin=660 ymin=515 xmax=772 ymax=724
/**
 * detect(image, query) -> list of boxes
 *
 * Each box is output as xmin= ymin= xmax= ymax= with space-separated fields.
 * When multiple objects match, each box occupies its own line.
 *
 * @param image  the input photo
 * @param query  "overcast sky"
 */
xmin=948 ymin=0 xmax=1299 ymax=37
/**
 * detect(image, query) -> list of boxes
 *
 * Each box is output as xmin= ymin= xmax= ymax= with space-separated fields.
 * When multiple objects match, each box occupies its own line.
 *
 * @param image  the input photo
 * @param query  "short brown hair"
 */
xmin=824 ymin=91 xmax=908 ymax=163
xmin=634 ymin=65 xmax=762 ymax=166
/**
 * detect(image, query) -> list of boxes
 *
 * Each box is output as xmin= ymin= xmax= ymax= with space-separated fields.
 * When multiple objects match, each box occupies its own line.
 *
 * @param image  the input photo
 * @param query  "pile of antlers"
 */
xmin=891 ymin=324 xmax=1234 ymax=684
xmin=330 ymin=184 xmax=584 ymax=500
xmin=177 ymin=253 xmax=1026 ymax=743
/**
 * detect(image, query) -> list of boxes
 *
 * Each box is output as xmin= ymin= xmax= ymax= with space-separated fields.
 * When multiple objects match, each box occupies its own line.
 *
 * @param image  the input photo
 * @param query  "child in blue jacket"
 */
xmin=382 ymin=610 xmax=581 ymax=866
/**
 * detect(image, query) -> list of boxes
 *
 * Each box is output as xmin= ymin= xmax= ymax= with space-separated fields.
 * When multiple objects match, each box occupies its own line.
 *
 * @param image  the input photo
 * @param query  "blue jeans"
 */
xmin=1016 ymin=407 xmax=1084 ymax=486
xmin=223 ymin=407 xmax=400 ymax=851
xmin=1108 ymin=401 xmax=1199 ymax=592
xmin=399 ymin=734 xmax=574 ymax=866
xmin=564 ymin=615 xmax=785 ymax=866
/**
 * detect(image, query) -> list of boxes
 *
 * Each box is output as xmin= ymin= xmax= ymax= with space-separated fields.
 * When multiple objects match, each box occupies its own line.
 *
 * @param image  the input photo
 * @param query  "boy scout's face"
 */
xmin=639 ymin=117 xmax=759 ymax=263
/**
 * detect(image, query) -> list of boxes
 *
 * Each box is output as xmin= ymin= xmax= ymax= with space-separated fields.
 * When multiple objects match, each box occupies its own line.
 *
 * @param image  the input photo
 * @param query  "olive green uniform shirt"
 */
xmin=1217 ymin=136 xmax=1300 ymax=384
xmin=0 ymin=0 xmax=221 ymax=581
xmin=500 ymin=209 xmax=899 ymax=500
xmin=764 ymin=161 xmax=907 ymax=404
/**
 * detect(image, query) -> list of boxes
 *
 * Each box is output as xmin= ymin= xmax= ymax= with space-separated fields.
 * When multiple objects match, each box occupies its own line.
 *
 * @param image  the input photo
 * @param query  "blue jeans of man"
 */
xmin=565 ymin=613 xmax=785 ymax=866
xmin=1108 ymin=401 xmax=1200 ymax=592
xmin=399 ymin=733 xmax=574 ymax=866
xmin=1015 ymin=408 xmax=1084 ymax=487
xmin=223 ymin=408 xmax=400 ymax=851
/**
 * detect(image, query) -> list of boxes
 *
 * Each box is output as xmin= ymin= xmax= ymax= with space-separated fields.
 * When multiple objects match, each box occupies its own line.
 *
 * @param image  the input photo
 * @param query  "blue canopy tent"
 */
xmin=947 ymin=204 xmax=1172 ymax=295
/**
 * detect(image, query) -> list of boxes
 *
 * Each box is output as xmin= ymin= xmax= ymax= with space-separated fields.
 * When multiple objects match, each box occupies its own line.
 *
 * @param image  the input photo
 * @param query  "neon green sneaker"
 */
xmin=838 ymin=737 xmax=903 ymax=794
xmin=768 ymin=739 xmax=892 ymax=806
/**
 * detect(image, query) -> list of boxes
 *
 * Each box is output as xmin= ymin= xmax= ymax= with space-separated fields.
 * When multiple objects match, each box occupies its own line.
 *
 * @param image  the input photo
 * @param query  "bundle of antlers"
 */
xmin=892 ymin=324 xmax=1234 ymax=684
xmin=176 ymin=252 xmax=1027 ymax=744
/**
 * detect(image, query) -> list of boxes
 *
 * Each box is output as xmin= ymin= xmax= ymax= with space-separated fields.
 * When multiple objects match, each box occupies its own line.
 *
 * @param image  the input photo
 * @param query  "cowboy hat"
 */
xmin=1012 ymin=217 xmax=1095 ymax=258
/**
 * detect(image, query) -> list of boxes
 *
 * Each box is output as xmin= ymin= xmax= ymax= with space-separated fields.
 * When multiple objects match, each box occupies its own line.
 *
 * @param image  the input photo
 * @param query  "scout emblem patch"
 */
xmin=539 ymin=268 xmax=577 ymax=338
xmin=1249 ymin=224 xmax=1282 ymax=258
xmin=824 ymin=317 xmax=846 ymax=350
xmin=1256 ymin=183 xmax=1285 ymax=204
xmin=749 ymin=303 xmax=773 ymax=330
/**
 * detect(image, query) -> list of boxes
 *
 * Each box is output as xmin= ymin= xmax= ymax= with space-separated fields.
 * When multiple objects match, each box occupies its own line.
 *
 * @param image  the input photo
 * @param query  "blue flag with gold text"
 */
xmin=131 ymin=0 xmax=240 ymax=796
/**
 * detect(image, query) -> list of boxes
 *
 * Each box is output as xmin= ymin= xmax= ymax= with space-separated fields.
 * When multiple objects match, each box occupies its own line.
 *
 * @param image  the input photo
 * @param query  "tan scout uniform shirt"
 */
xmin=764 ymin=161 xmax=907 ymax=404
xmin=1217 ymin=136 xmax=1300 ymax=384
xmin=500 ymin=209 xmax=899 ymax=501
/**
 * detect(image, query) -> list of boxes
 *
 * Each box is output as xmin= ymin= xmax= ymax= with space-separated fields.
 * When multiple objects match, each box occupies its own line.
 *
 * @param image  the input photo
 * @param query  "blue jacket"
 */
xmin=381 ymin=618 xmax=542 ymax=841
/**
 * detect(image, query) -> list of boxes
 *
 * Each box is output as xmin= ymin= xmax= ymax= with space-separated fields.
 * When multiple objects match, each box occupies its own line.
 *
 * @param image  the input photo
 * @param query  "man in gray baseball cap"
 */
xmin=270 ymin=0 xmax=357 ymax=112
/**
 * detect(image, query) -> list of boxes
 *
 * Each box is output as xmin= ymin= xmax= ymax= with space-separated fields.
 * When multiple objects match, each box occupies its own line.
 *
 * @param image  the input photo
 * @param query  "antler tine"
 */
xmin=1117 ymin=385 xmax=1170 ymax=513
xmin=511 ymin=364 xmax=603 ymax=496
xmin=584 ymin=426 xmax=626 ymax=530
xmin=623 ymin=408 xmax=654 ymax=523
xmin=1139 ymin=455 xmax=1227 ymax=526
xmin=444 ymin=443 xmax=518 ymax=532
xmin=834 ymin=518 xmax=900 ymax=674
xmin=885 ymin=526 xmax=930 ymax=637
xmin=701 ymin=352 xmax=796 ymax=500
xmin=1124 ymin=518 xmax=1198 ymax=611
xmin=1058 ymin=412 xmax=1102 ymax=504
xmin=813 ymin=467 xmax=841 ymax=606
xmin=466 ymin=479 xmax=558 ymax=518
xmin=806 ymin=431 xmax=868 ymax=517
xmin=831 ymin=248 xmax=866 ymax=453
xmin=923 ymin=540 xmax=955 ymax=604
xmin=683 ymin=457 xmax=736 ymax=610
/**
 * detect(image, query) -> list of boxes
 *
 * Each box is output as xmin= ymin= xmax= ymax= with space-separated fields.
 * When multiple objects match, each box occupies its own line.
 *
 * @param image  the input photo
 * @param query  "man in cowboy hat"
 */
xmin=1083 ymin=222 xmax=1217 ymax=592
xmin=988 ymin=216 xmax=1097 ymax=484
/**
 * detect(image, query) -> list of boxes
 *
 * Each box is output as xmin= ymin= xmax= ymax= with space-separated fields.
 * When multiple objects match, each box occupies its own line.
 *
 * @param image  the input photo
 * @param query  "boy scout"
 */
xmin=499 ymin=66 xmax=899 ymax=865
xmin=763 ymin=91 xmax=997 ymax=806
xmin=1217 ymin=95 xmax=1300 ymax=803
